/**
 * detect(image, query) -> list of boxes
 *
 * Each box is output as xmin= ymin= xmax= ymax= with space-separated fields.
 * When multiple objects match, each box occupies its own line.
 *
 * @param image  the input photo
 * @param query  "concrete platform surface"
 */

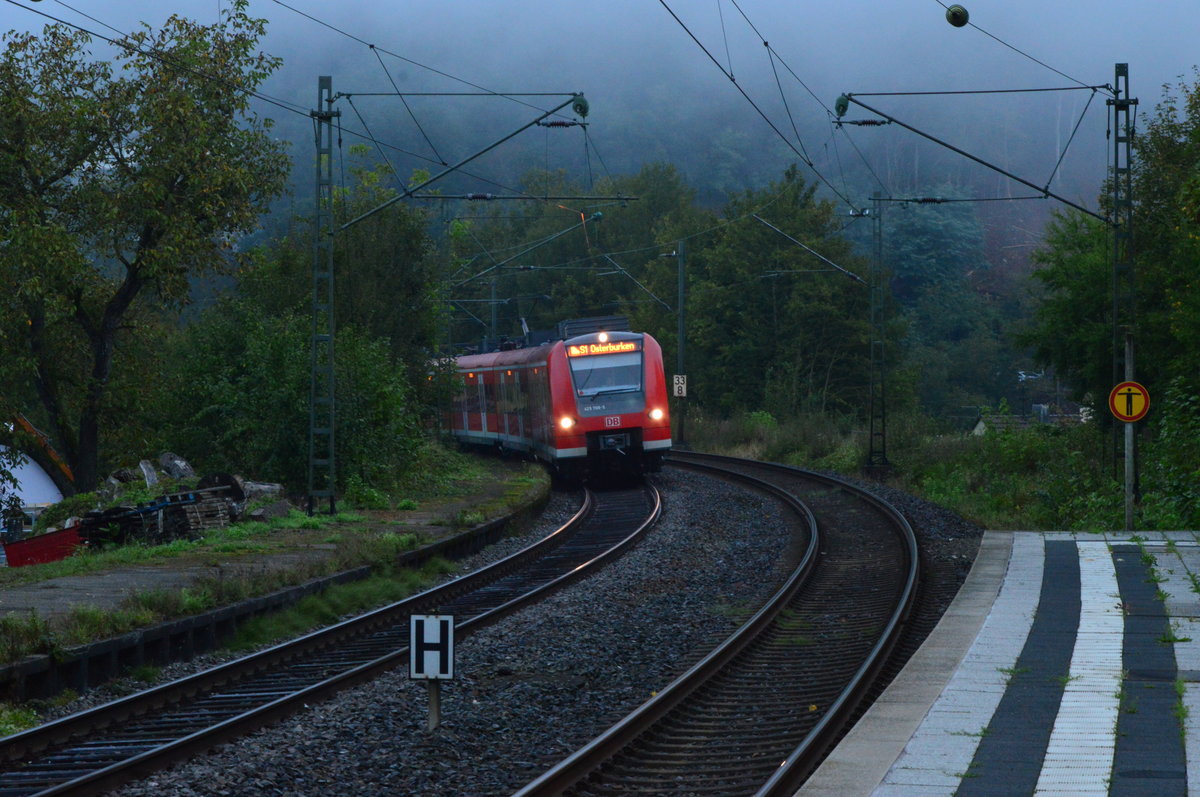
xmin=802 ymin=529 xmax=1200 ymax=796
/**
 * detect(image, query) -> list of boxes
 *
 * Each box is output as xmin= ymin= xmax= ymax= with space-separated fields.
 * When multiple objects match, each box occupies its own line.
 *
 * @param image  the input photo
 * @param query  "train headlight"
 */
xmin=649 ymin=408 xmax=665 ymax=421
xmin=559 ymin=416 xmax=576 ymax=430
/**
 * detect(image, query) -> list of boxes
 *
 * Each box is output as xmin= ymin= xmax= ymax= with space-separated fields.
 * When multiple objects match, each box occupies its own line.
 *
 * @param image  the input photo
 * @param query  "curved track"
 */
xmin=517 ymin=452 xmax=919 ymax=796
xmin=0 ymin=485 xmax=661 ymax=797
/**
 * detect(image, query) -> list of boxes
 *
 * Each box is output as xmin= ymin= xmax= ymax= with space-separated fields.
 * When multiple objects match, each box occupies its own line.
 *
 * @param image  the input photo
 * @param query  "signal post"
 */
xmin=1109 ymin=377 xmax=1148 ymax=531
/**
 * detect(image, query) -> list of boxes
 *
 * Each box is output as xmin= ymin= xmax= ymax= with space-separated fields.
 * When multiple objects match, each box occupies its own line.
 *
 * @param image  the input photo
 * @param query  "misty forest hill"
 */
xmin=254 ymin=50 xmax=1098 ymax=421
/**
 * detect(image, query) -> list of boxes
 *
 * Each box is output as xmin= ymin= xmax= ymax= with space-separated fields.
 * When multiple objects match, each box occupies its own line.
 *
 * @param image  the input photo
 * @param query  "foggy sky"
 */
xmin=1 ymin=0 xmax=1197 ymax=213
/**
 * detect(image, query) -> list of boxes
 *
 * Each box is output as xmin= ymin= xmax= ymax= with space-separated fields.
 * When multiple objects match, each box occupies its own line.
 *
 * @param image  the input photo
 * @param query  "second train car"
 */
xmin=450 ymin=328 xmax=672 ymax=480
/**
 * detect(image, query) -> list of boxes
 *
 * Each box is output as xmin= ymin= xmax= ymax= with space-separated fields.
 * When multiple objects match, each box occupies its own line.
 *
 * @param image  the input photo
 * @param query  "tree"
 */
xmin=244 ymin=152 xmax=442 ymax=373
xmin=0 ymin=3 xmax=290 ymax=493
xmin=148 ymin=296 xmax=420 ymax=494
xmin=883 ymin=192 xmax=987 ymax=304
xmin=687 ymin=166 xmax=870 ymax=414
xmin=1021 ymin=71 xmax=1200 ymax=411
xmin=1017 ymin=210 xmax=1110 ymax=406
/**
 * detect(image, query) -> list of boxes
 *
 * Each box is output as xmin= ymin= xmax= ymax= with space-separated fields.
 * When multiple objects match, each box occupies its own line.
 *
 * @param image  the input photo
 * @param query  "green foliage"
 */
xmin=455 ymin=509 xmax=485 ymax=527
xmin=148 ymin=294 xmax=420 ymax=493
xmin=688 ymin=166 xmax=870 ymax=415
xmin=0 ymin=2 xmax=290 ymax=491
xmin=248 ymin=159 xmax=443 ymax=374
xmin=894 ymin=419 xmax=1121 ymax=530
xmin=1023 ymin=71 xmax=1200 ymax=416
xmin=1018 ymin=211 xmax=1111 ymax=408
xmin=1142 ymin=377 xmax=1200 ymax=527
xmin=342 ymin=476 xmax=390 ymax=511
xmin=34 ymin=492 xmax=99 ymax=533
xmin=0 ymin=704 xmax=40 ymax=736
xmin=744 ymin=410 xmax=778 ymax=432
xmin=0 ymin=613 xmax=55 ymax=661
xmin=684 ymin=406 xmax=862 ymax=468
xmin=445 ymin=163 xmax=710 ymax=352
xmin=127 ymin=665 xmax=162 ymax=684
xmin=884 ymin=191 xmax=987 ymax=303
xmin=226 ymin=562 xmax=444 ymax=652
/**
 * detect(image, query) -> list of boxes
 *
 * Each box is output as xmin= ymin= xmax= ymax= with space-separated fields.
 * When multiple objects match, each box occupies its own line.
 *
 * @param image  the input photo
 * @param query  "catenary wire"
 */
xmin=11 ymin=1 xmax=610 ymax=215
xmin=261 ymin=0 xmax=612 ymax=207
xmin=267 ymin=0 xmax=572 ymax=118
xmin=767 ymin=43 xmax=811 ymax=164
xmin=716 ymin=0 xmax=734 ymax=79
xmin=929 ymin=0 xmax=1100 ymax=91
xmin=655 ymin=0 xmax=858 ymax=211
xmin=371 ymin=45 xmax=446 ymax=165
xmin=1044 ymin=88 xmax=1097 ymax=191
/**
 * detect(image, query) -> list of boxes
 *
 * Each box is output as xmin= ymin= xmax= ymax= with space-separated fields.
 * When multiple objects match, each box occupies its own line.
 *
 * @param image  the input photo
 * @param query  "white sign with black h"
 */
xmin=410 ymin=615 xmax=454 ymax=679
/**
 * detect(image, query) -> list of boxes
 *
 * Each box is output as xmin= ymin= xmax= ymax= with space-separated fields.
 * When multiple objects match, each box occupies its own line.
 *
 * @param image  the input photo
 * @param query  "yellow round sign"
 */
xmin=1108 ymin=381 xmax=1149 ymax=423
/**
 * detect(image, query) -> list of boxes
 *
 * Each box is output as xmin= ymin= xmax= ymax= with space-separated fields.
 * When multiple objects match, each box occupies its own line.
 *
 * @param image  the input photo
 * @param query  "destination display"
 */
xmin=567 ymin=340 xmax=641 ymax=357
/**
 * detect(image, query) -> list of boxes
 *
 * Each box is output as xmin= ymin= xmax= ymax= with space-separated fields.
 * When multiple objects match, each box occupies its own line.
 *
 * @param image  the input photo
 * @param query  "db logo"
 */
xmin=604 ymin=416 xmax=621 ymax=427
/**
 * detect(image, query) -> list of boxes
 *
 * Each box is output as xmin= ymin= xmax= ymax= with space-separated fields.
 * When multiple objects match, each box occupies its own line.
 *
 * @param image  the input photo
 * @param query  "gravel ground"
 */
xmin=91 ymin=466 xmax=981 ymax=796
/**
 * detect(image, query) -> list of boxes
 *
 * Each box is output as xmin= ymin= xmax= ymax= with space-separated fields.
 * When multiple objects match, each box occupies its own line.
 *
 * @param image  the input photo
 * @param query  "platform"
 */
xmin=802 ymin=530 xmax=1200 ymax=796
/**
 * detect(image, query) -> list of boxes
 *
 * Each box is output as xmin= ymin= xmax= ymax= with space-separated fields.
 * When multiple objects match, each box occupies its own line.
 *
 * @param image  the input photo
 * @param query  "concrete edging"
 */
xmin=0 ymin=484 xmax=550 ymax=702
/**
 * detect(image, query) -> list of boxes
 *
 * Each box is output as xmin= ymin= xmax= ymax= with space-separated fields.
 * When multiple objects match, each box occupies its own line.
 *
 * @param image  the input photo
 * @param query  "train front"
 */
xmin=553 ymin=330 xmax=672 ymax=476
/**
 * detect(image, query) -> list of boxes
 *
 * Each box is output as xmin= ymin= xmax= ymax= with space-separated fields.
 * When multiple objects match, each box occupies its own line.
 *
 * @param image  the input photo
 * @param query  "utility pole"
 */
xmin=676 ymin=240 xmax=686 ymax=447
xmin=304 ymin=83 xmax=587 ymax=511
xmin=658 ymin=244 xmax=687 ymax=446
xmin=489 ymin=275 xmax=498 ymax=351
xmin=308 ymin=76 xmax=339 ymax=514
xmin=1109 ymin=63 xmax=1138 ymax=529
xmin=866 ymin=193 xmax=890 ymax=475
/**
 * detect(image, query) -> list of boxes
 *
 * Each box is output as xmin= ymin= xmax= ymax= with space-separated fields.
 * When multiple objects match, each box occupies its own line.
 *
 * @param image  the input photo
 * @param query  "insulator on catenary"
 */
xmin=465 ymin=193 xmax=495 ymax=201
xmin=537 ymin=120 xmax=583 ymax=127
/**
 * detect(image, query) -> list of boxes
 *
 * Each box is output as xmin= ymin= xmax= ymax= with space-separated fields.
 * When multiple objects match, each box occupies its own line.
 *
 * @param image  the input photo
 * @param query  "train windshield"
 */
xmin=569 ymin=351 xmax=643 ymax=397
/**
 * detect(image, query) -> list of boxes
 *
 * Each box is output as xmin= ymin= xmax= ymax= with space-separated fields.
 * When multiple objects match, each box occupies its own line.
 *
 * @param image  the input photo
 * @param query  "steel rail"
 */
xmin=514 ymin=462 xmax=820 ymax=796
xmin=669 ymin=452 xmax=921 ymax=794
xmin=0 ymin=485 xmax=662 ymax=796
xmin=515 ymin=452 xmax=919 ymax=796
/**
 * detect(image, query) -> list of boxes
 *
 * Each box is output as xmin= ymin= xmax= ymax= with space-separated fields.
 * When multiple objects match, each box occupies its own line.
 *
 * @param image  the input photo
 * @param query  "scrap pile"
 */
xmin=3 ymin=453 xmax=285 ymax=565
xmin=78 ymin=485 xmax=236 ymax=548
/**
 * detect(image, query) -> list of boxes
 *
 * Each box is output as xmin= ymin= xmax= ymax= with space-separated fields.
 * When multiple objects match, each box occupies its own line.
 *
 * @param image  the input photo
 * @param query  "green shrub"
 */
xmin=0 ymin=704 xmax=39 ymax=736
xmin=35 ymin=492 xmax=100 ymax=533
xmin=342 ymin=476 xmax=390 ymax=510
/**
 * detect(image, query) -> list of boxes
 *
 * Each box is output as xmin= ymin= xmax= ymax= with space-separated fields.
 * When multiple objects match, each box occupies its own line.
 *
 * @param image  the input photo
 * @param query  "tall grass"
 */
xmin=686 ymin=407 xmax=1183 ymax=532
xmin=225 ymin=557 xmax=456 ymax=651
xmin=0 ymin=510 xmax=356 ymax=589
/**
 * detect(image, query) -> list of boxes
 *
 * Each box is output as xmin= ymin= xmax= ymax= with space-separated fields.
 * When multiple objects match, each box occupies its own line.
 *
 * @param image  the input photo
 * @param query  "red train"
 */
xmin=449 ymin=328 xmax=672 ymax=480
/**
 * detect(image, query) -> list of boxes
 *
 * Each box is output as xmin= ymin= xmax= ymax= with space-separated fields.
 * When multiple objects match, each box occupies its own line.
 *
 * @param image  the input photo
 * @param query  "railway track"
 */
xmin=0 ymin=485 xmax=661 ymax=796
xmin=516 ymin=451 xmax=920 ymax=796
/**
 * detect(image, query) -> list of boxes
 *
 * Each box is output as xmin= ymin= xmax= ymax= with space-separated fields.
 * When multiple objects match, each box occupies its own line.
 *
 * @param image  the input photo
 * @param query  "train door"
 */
xmin=514 ymin=369 xmax=524 ymax=439
xmin=500 ymin=370 xmax=510 ymax=438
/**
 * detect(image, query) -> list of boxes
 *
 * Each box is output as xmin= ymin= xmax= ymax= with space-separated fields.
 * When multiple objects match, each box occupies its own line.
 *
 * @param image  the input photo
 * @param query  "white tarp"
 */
xmin=1 ymin=445 xmax=63 ymax=505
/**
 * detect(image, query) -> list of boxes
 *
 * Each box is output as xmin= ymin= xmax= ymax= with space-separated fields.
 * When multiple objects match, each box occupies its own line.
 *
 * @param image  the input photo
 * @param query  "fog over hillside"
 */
xmin=2 ymin=1 xmax=1196 ymax=245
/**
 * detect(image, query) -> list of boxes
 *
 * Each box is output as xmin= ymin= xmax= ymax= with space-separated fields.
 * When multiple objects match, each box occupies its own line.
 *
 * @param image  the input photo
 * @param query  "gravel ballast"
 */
xmin=103 ymin=466 xmax=981 ymax=796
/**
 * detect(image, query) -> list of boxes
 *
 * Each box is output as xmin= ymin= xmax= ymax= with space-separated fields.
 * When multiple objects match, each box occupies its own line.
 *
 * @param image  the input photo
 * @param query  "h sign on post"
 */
xmin=410 ymin=615 xmax=454 ymax=679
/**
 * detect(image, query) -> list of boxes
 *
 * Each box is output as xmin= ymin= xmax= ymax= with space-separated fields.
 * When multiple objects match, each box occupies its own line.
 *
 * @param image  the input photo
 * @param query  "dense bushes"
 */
xmin=148 ymin=296 xmax=421 ymax=495
xmin=687 ymin=406 xmax=1193 ymax=532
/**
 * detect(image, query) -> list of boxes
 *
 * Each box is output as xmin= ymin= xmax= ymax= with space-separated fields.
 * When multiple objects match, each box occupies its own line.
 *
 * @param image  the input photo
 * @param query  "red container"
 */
xmin=4 ymin=524 xmax=82 ymax=567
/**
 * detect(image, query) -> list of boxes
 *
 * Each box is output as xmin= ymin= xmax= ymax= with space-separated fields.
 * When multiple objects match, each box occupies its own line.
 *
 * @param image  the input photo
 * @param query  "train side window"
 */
xmin=465 ymin=375 xmax=480 ymax=415
xmin=484 ymin=377 xmax=497 ymax=414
